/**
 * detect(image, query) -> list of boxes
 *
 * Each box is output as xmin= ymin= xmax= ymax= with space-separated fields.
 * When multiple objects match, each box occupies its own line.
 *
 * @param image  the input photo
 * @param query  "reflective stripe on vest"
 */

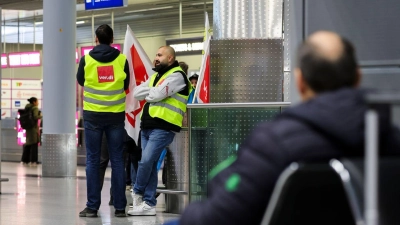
xmin=83 ymin=54 xmax=127 ymax=112
xmin=144 ymin=66 xmax=192 ymax=127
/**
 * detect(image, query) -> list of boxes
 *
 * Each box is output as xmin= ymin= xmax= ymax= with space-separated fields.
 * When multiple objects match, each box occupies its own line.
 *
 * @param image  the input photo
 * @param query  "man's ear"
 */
xmin=294 ymin=68 xmax=305 ymax=95
xmin=295 ymin=68 xmax=316 ymax=101
xmin=168 ymin=55 xmax=174 ymax=63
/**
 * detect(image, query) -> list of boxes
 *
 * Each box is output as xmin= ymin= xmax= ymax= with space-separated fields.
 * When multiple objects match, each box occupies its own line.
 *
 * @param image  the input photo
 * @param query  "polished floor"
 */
xmin=0 ymin=162 xmax=179 ymax=225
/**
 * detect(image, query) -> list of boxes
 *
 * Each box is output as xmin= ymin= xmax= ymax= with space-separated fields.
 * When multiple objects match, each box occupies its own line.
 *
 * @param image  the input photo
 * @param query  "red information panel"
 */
xmin=9 ymin=51 xmax=41 ymax=68
xmin=1 ymin=53 xmax=8 ymax=68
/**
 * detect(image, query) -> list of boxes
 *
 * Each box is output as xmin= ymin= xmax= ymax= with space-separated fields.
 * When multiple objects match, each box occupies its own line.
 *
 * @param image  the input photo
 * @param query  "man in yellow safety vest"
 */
xmin=76 ymin=24 xmax=130 ymax=218
xmin=128 ymin=46 xmax=192 ymax=216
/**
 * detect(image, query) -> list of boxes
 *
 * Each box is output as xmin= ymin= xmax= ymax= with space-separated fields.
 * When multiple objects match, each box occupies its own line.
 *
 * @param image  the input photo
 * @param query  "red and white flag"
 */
xmin=195 ymin=12 xmax=211 ymax=103
xmin=123 ymin=25 xmax=154 ymax=143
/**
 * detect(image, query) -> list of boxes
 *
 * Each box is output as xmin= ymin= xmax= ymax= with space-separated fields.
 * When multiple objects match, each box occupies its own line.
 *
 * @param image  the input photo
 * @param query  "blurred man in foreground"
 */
xmin=167 ymin=31 xmax=400 ymax=225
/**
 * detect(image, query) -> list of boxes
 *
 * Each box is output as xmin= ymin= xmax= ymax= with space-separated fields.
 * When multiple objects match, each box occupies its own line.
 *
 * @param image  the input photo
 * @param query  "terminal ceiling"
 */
xmin=0 ymin=0 xmax=212 ymax=43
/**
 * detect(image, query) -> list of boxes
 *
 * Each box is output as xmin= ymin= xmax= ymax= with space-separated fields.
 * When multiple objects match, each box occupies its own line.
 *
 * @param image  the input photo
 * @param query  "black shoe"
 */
xmin=115 ymin=209 xmax=126 ymax=217
xmin=79 ymin=207 xmax=98 ymax=217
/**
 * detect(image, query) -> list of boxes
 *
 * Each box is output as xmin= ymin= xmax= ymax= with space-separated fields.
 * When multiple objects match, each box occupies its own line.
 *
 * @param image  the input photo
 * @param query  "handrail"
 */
xmin=156 ymin=189 xmax=188 ymax=195
xmin=187 ymin=102 xmax=291 ymax=109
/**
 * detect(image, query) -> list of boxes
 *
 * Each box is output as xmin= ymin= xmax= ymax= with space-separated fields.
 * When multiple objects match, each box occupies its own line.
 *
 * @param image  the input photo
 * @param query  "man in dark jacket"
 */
xmin=169 ymin=31 xmax=400 ymax=225
xmin=76 ymin=24 xmax=130 ymax=218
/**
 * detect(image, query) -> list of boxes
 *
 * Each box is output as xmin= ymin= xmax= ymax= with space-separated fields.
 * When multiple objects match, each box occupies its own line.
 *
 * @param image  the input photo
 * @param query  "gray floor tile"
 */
xmin=0 ymin=162 xmax=179 ymax=225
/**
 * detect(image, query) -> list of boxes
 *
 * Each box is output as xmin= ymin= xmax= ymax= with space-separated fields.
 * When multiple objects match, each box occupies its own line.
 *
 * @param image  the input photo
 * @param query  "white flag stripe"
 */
xmin=194 ymin=37 xmax=211 ymax=103
xmin=195 ymin=12 xmax=211 ymax=103
xmin=123 ymin=25 xmax=153 ymax=143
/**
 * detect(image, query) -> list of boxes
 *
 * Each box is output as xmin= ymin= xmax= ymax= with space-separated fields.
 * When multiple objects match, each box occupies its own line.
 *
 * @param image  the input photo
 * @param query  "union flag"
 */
xmin=123 ymin=25 xmax=154 ymax=143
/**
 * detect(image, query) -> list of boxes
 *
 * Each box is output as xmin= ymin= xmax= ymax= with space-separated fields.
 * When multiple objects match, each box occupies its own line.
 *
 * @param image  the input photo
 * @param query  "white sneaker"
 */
xmin=131 ymin=193 xmax=143 ymax=208
xmin=127 ymin=202 xmax=156 ymax=216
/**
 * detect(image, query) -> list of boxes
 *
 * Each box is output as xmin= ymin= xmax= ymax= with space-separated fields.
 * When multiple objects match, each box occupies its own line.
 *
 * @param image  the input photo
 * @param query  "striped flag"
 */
xmin=195 ymin=12 xmax=211 ymax=103
xmin=123 ymin=25 xmax=154 ymax=143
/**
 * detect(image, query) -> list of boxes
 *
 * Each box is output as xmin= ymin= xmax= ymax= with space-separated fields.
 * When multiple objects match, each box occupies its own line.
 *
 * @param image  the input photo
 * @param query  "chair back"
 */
xmin=261 ymin=162 xmax=356 ymax=225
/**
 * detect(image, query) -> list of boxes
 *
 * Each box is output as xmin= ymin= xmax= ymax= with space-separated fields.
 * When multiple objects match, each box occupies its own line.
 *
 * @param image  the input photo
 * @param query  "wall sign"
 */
xmin=85 ymin=0 xmax=128 ymax=11
xmin=1 ymin=53 xmax=7 ymax=68
xmin=9 ymin=51 xmax=41 ymax=68
xmin=166 ymin=37 xmax=204 ymax=56
xmin=12 ymin=79 xmax=42 ymax=90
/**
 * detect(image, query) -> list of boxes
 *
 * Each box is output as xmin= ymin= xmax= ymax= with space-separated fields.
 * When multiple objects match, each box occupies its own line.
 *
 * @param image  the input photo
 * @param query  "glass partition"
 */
xmin=188 ymin=103 xmax=289 ymax=201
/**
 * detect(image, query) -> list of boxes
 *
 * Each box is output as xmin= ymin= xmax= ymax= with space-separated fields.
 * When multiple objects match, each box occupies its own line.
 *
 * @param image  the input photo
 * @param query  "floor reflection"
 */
xmin=1 ymin=162 xmax=179 ymax=225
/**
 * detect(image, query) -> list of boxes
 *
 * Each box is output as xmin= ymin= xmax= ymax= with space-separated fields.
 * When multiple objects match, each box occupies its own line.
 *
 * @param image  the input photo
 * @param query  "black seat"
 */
xmin=340 ymin=157 xmax=400 ymax=225
xmin=261 ymin=162 xmax=356 ymax=225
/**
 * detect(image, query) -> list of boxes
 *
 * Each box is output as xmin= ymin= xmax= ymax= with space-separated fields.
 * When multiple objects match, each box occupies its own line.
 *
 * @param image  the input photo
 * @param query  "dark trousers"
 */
xmin=99 ymin=133 xmax=109 ymax=190
xmin=21 ymin=143 xmax=38 ymax=163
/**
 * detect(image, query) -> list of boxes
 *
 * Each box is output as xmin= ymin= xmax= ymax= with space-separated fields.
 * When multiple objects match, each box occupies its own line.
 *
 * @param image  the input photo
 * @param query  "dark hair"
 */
xmin=28 ymin=97 xmax=38 ymax=104
xmin=179 ymin=61 xmax=189 ymax=74
xmin=95 ymin=24 xmax=113 ymax=45
xmin=189 ymin=73 xmax=199 ymax=81
xmin=297 ymin=36 xmax=358 ymax=93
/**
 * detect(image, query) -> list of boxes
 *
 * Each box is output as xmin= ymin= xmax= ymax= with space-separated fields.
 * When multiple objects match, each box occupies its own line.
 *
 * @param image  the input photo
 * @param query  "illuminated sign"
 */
xmin=76 ymin=48 xmax=79 ymax=63
xmin=1 ymin=54 xmax=7 ymax=68
xmin=9 ymin=51 xmax=41 ymax=68
xmin=1 ymin=100 xmax=11 ymax=108
xmin=1 ymin=79 xmax=11 ymax=89
xmin=1 ymin=90 xmax=11 ymax=98
xmin=80 ymin=44 xmax=121 ymax=57
xmin=13 ymin=99 xmax=41 ymax=109
xmin=12 ymin=90 xmax=42 ymax=99
xmin=166 ymin=37 xmax=204 ymax=56
xmin=1 ymin=108 xmax=11 ymax=119
xmin=12 ymin=80 xmax=42 ymax=90
xmin=85 ymin=0 xmax=127 ymax=11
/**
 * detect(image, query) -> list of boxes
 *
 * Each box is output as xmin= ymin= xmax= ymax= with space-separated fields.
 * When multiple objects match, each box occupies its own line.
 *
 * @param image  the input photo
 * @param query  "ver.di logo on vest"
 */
xmin=97 ymin=65 xmax=115 ymax=83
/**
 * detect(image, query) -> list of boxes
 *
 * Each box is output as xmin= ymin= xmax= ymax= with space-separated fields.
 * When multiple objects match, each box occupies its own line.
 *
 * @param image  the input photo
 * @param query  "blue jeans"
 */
xmin=134 ymin=129 xmax=175 ymax=206
xmin=84 ymin=120 xmax=127 ymax=210
xmin=164 ymin=219 xmax=180 ymax=225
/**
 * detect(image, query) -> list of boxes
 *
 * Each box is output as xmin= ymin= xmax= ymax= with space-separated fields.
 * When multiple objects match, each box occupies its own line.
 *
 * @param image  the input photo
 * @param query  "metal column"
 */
xmin=42 ymin=0 xmax=77 ymax=177
xmin=0 ymin=7 xmax=4 ymax=193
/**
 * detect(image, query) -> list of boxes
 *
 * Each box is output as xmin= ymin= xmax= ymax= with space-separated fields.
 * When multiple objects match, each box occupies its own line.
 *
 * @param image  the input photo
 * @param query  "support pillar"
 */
xmin=42 ymin=0 xmax=76 ymax=177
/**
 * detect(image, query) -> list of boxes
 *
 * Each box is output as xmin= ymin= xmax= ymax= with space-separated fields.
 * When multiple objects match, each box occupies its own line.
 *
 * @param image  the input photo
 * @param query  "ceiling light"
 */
xmin=125 ymin=6 xmax=174 ymax=14
xmin=34 ymin=21 xmax=85 ymax=25
xmin=77 ymin=13 xmax=110 ymax=19
xmin=190 ymin=1 xmax=213 ymax=6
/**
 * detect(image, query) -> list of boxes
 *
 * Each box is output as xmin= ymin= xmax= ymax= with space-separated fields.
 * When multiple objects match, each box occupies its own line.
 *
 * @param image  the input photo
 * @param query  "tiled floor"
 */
xmin=0 ymin=162 xmax=179 ymax=225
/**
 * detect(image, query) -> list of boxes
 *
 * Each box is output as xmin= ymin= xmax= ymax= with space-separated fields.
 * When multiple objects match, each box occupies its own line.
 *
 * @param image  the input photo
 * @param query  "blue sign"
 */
xmin=85 ymin=0 xmax=127 ymax=11
xmin=15 ymin=101 xmax=21 ymax=107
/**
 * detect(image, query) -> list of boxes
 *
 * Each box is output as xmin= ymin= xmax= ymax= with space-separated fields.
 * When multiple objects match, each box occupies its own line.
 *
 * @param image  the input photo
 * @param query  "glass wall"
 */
xmin=189 ymin=106 xmax=285 ymax=201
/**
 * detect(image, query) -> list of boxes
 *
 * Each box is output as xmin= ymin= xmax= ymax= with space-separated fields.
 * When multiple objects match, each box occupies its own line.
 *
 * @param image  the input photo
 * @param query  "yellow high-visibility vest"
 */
xmin=83 ymin=54 xmax=126 ymax=112
xmin=144 ymin=67 xmax=192 ymax=127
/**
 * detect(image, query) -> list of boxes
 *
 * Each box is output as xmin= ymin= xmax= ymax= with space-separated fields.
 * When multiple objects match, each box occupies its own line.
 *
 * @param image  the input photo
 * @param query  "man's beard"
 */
xmin=153 ymin=62 xmax=168 ymax=72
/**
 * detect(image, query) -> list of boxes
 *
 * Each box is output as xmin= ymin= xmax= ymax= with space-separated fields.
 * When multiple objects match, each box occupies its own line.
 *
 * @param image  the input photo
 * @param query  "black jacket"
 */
xmin=179 ymin=88 xmax=400 ymax=225
xmin=76 ymin=44 xmax=130 ymax=123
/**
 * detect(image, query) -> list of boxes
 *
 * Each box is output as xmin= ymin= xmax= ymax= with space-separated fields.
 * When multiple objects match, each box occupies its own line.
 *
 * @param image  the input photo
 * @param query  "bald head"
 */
xmin=154 ymin=46 xmax=177 ymax=71
xmin=307 ymin=31 xmax=344 ymax=62
xmin=296 ymin=30 xmax=359 ymax=94
xmin=163 ymin=46 xmax=176 ymax=61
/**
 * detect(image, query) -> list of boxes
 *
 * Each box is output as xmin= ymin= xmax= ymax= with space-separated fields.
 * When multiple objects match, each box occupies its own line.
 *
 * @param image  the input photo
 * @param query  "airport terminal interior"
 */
xmin=1 ymin=0 xmax=400 ymax=224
